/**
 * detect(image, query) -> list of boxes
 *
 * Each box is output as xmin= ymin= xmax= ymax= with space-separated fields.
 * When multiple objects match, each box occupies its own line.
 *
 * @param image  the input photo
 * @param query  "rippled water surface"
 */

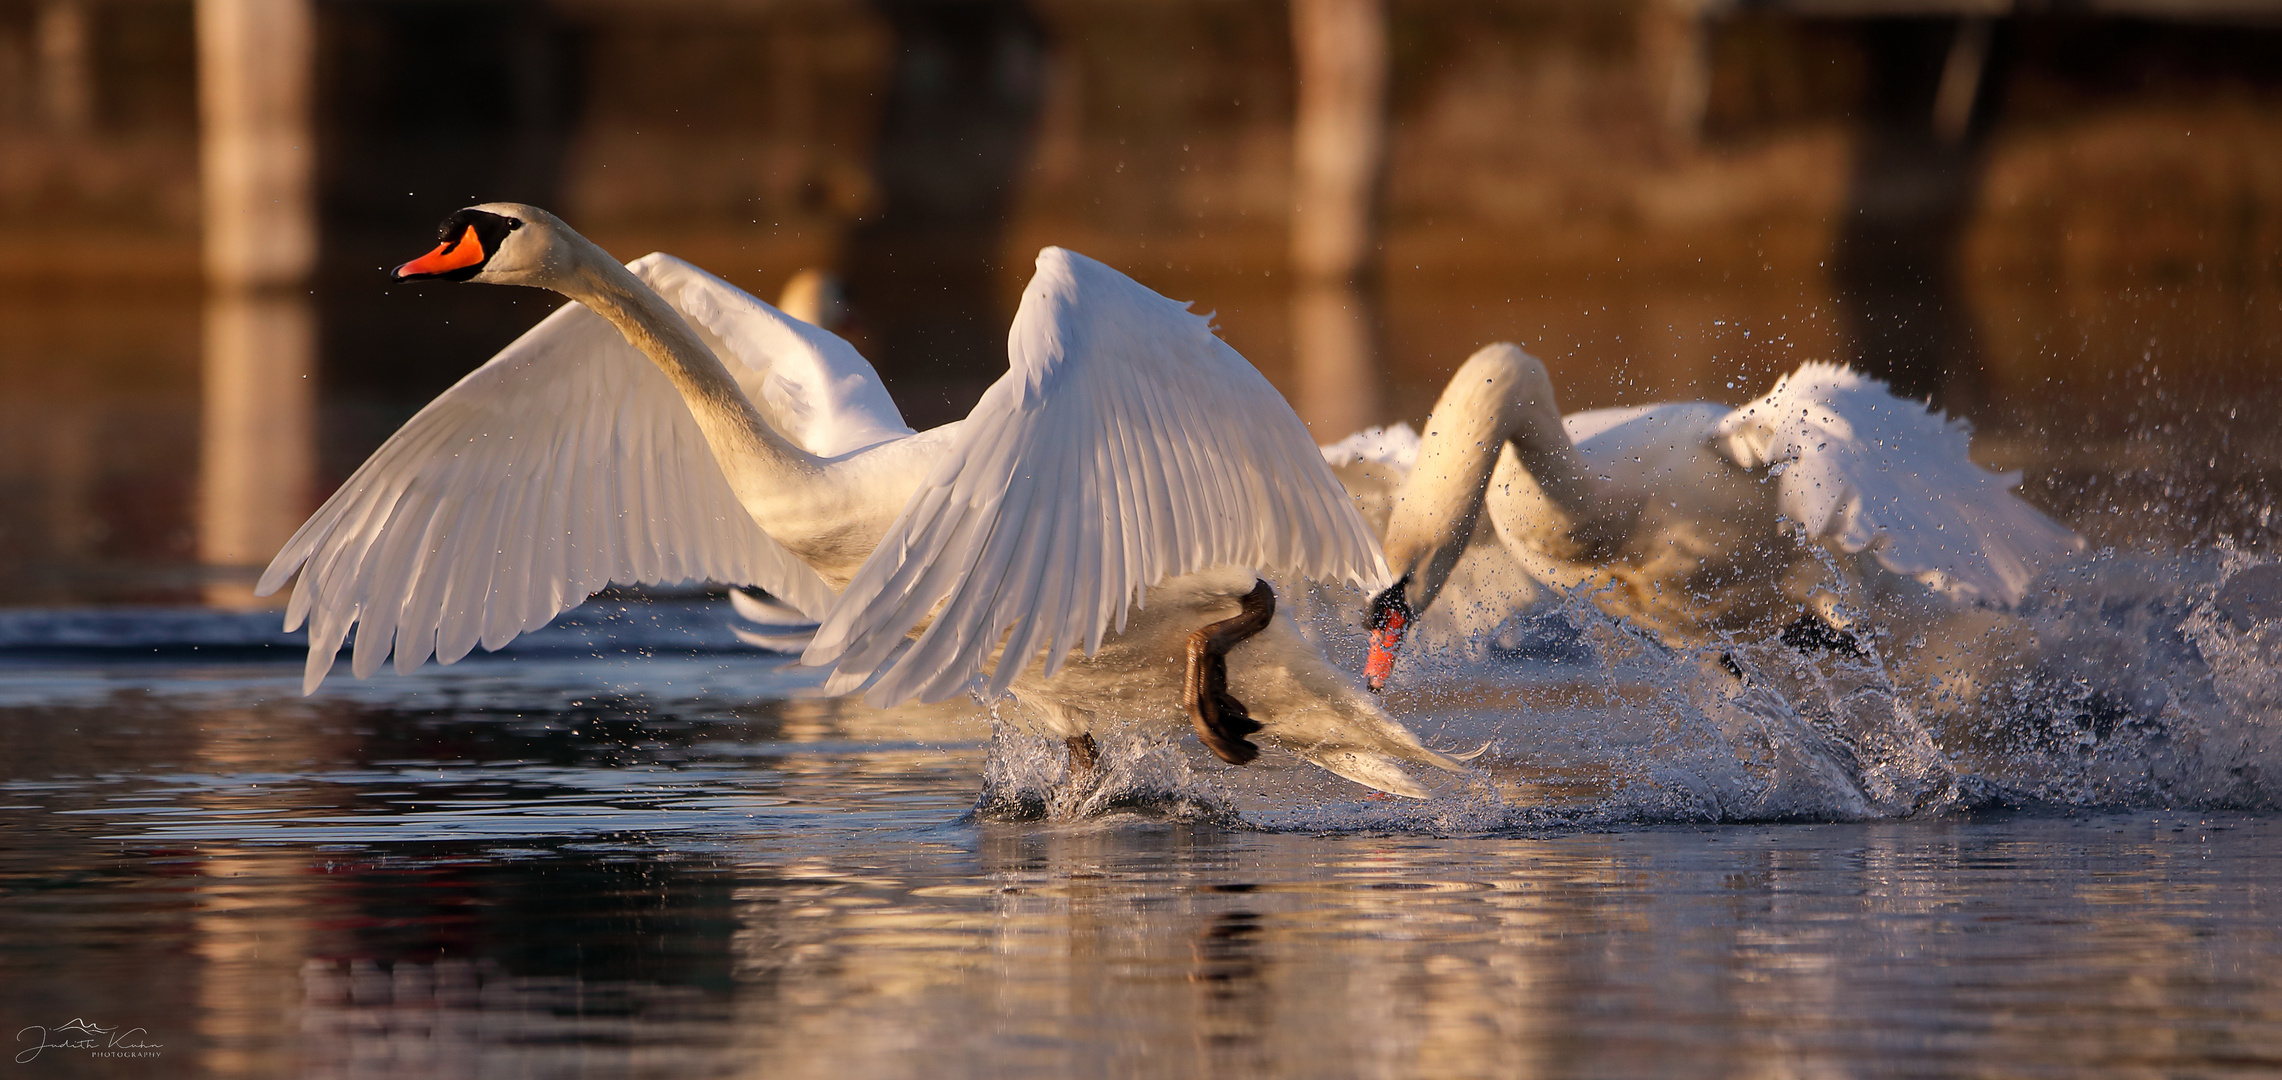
xmin=2 ymin=601 xmax=2279 ymax=1079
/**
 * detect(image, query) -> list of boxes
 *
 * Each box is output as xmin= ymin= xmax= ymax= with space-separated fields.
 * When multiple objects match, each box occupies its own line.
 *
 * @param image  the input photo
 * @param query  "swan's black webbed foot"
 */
xmin=1184 ymin=579 xmax=1274 ymax=766
xmin=1066 ymin=733 xmax=1101 ymax=780
xmin=1779 ymin=613 xmax=1867 ymax=659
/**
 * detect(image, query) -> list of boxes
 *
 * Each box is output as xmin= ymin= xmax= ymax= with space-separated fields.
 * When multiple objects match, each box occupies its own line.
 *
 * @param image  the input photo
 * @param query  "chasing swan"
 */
xmin=1346 ymin=343 xmax=2083 ymax=688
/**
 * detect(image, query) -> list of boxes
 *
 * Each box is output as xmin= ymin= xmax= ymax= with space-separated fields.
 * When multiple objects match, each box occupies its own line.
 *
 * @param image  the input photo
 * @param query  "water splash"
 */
xmin=969 ymin=720 xmax=1238 ymax=824
xmin=1362 ymin=544 xmax=2282 ymax=827
xmin=6 ymin=555 xmax=2270 ymax=832
xmin=1903 ymin=548 xmax=2281 ymax=811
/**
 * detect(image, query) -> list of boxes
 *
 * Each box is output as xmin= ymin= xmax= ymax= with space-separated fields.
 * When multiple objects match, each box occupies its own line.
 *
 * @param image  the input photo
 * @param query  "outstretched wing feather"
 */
xmin=804 ymin=247 xmax=1387 ymax=705
xmin=258 ymin=297 xmax=834 ymax=693
xmin=1716 ymin=362 xmax=2083 ymax=605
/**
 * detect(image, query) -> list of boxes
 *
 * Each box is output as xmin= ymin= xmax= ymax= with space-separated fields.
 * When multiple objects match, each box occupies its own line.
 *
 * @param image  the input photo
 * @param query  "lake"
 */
xmin=2 ymin=586 xmax=2275 ymax=1078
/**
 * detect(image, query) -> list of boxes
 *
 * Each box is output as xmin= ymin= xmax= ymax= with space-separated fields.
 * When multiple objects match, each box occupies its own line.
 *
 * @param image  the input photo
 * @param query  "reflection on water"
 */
xmin=3 ymin=9 xmax=2280 ymax=1067
xmin=1288 ymin=0 xmax=1389 ymax=436
xmin=3 ymin=5 xmax=2280 ymax=601
xmin=1 ymin=7 xmax=2276 ymax=1073
xmin=197 ymin=290 xmax=313 ymax=605
xmin=0 ymin=639 xmax=2276 ymax=1078
xmin=195 ymin=0 xmax=319 ymax=607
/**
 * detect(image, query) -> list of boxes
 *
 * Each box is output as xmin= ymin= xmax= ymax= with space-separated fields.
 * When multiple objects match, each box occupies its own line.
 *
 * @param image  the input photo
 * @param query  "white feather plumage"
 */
xmin=258 ymin=265 xmax=843 ymax=694
xmin=804 ymin=248 xmax=1387 ymax=705
xmin=262 ymin=214 xmax=1455 ymax=797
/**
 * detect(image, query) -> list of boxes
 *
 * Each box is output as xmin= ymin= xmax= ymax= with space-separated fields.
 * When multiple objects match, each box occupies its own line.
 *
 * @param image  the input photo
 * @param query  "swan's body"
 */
xmin=1356 ymin=344 xmax=2084 ymax=684
xmin=261 ymin=204 xmax=1462 ymax=796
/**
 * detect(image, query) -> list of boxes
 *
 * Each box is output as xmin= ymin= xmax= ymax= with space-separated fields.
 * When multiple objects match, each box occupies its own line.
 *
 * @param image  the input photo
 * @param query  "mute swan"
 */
xmin=258 ymin=204 xmax=1465 ymax=797
xmin=1357 ymin=343 xmax=2084 ymax=688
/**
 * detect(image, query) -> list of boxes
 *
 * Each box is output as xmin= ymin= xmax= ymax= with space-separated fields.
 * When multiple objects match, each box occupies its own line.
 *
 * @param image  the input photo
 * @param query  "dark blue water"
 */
xmin=1 ymin=600 xmax=2277 ymax=1078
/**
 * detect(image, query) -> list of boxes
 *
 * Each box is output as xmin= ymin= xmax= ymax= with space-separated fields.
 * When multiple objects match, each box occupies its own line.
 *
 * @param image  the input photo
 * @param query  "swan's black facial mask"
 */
xmin=392 ymin=209 xmax=522 ymax=281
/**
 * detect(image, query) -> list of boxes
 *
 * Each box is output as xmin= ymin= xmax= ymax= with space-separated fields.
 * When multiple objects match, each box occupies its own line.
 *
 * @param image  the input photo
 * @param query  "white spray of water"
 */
xmin=961 ymin=535 xmax=2279 ymax=829
xmin=970 ymin=714 xmax=1240 ymax=824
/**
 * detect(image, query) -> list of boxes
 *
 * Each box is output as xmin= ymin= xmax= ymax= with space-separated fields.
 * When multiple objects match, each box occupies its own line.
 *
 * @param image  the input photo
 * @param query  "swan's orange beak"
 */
xmin=1365 ymin=613 xmax=1407 ymax=692
xmin=393 ymin=225 xmax=486 ymax=281
xmin=1363 ymin=580 xmax=1412 ymax=692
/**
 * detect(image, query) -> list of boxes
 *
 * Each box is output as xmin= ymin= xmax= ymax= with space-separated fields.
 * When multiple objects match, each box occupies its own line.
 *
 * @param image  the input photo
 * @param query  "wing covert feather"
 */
xmin=629 ymin=254 xmax=912 ymax=458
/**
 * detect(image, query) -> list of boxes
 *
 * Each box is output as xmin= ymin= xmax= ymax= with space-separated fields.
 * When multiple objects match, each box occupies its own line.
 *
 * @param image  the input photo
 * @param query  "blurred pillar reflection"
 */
xmin=1289 ymin=0 xmax=1387 ymax=437
xmin=196 ymin=0 xmax=316 ymax=606
xmin=1288 ymin=285 xmax=1377 ymax=436
xmin=1642 ymin=0 xmax=1722 ymax=152
xmin=193 ymin=703 xmax=329 ymax=1075
xmin=1830 ymin=19 xmax=1992 ymax=417
xmin=194 ymin=847 xmax=313 ymax=1075
xmin=1933 ymin=16 xmax=1995 ymax=146
xmin=35 ymin=0 xmax=91 ymax=132
xmin=198 ymin=296 xmax=314 ymax=576
xmin=841 ymin=0 xmax=1045 ymax=428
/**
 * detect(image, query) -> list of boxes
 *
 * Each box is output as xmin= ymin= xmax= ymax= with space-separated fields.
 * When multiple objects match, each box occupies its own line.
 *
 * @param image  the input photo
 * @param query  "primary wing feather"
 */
xmin=258 ymin=297 xmax=834 ymax=693
xmin=804 ymin=246 xmax=1388 ymax=705
xmin=1715 ymin=362 xmax=2083 ymax=605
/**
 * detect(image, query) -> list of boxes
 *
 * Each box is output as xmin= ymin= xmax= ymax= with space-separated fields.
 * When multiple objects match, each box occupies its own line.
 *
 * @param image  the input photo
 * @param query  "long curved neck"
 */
xmin=1497 ymin=385 xmax=1595 ymax=523
xmin=1382 ymin=375 xmax=1506 ymax=614
xmin=550 ymin=241 xmax=826 ymax=497
xmin=1383 ymin=343 xmax=1603 ymax=613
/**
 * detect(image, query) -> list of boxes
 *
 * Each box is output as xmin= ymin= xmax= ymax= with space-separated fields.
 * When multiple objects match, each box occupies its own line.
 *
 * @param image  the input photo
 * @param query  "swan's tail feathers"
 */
xmin=1319 ymin=422 xmax=1422 ymax=473
xmin=730 ymin=588 xmax=816 ymax=627
xmin=728 ymin=588 xmax=822 ymax=654
xmin=731 ymin=625 xmax=823 ymax=653
xmin=1895 ymin=496 xmax=2086 ymax=607
xmin=815 ymin=636 xmax=961 ymax=700
xmin=1301 ymin=749 xmax=1433 ymax=799
xmin=727 ymin=591 xmax=868 ymax=696
xmin=1447 ymin=739 xmax=1496 ymax=762
xmin=1272 ymin=700 xmax=1474 ymax=798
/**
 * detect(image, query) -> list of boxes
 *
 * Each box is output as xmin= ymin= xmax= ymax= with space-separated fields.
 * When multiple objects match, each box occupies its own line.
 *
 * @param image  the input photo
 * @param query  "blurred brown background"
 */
xmin=1 ymin=0 xmax=2278 ymax=605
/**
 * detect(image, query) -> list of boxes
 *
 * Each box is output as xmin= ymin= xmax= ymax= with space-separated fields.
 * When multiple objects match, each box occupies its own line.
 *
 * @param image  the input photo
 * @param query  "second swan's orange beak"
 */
xmin=393 ymin=225 xmax=486 ymax=280
xmin=1364 ymin=611 xmax=1407 ymax=692
xmin=1363 ymin=580 xmax=1412 ymax=692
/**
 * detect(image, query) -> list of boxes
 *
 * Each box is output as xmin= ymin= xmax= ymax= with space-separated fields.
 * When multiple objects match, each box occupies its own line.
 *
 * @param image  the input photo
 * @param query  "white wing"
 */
xmin=628 ymin=254 xmax=912 ymax=458
xmin=257 ymin=298 xmax=835 ymax=693
xmin=1716 ymin=361 xmax=2083 ymax=605
xmin=804 ymin=246 xmax=1389 ymax=705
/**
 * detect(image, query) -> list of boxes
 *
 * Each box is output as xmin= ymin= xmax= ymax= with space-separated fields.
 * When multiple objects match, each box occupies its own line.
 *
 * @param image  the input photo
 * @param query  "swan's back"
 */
xmin=1498 ymin=366 xmax=2079 ymax=641
xmin=1566 ymin=402 xmax=1753 ymax=523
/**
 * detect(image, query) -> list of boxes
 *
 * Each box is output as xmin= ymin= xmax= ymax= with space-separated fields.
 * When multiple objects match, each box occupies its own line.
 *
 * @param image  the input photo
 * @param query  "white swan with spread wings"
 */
xmin=261 ymin=204 xmax=1464 ymax=797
